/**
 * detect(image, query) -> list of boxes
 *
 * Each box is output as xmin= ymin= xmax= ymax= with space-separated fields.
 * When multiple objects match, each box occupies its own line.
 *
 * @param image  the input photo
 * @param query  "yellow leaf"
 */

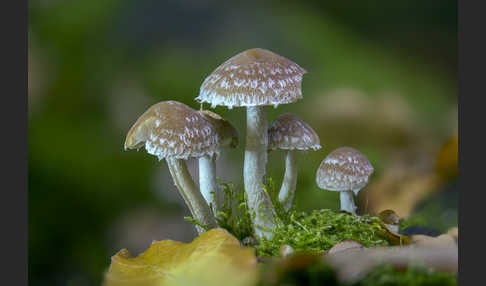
xmin=103 ymin=228 xmax=258 ymax=286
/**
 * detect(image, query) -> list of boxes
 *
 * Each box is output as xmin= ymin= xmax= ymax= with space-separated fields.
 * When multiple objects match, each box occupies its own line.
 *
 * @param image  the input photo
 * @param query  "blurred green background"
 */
xmin=28 ymin=1 xmax=457 ymax=285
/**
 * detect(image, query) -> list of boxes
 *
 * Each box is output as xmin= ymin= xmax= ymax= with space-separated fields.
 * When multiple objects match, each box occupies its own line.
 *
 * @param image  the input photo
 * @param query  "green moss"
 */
xmin=214 ymin=179 xmax=254 ymax=241
xmin=256 ymin=209 xmax=388 ymax=257
xmin=357 ymin=265 xmax=457 ymax=286
xmin=191 ymin=178 xmax=390 ymax=255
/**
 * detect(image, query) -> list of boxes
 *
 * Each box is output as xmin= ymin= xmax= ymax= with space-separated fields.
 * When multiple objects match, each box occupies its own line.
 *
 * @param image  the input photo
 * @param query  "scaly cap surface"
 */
xmin=316 ymin=147 xmax=374 ymax=192
xmin=198 ymin=109 xmax=239 ymax=148
xmin=196 ymin=48 xmax=307 ymax=109
xmin=125 ymin=101 xmax=219 ymax=160
xmin=268 ymin=113 xmax=321 ymax=151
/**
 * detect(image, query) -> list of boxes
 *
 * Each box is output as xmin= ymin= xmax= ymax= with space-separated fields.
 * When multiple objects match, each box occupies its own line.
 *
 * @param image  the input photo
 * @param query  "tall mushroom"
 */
xmin=268 ymin=113 xmax=321 ymax=211
xmin=124 ymin=100 xmax=218 ymax=233
xmin=197 ymin=109 xmax=239 ymax=214
xmin=315 ymin=147 xmax=374 ymax=215
xmin=196 ymin=48 xmax=307 ymax=239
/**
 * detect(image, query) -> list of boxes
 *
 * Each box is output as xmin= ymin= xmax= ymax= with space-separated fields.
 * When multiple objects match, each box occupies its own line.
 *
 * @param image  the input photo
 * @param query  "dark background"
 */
xmin=28 ymin=1 xmax=457 ymax=285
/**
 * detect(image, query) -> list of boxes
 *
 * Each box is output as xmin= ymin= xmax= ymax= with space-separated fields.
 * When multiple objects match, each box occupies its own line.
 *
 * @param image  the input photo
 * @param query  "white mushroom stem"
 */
xmin=244 ymin=106 xmax=275 ymax=239
xmin=340 ymin=191 xmax=358 ymax=215
xmin=166 ymin=157 xmax=217 ymax=234
xmin=199 ymin=154 xmax=219 ymax=214
xmin=278 ymin=150 xmax=298 ymax=211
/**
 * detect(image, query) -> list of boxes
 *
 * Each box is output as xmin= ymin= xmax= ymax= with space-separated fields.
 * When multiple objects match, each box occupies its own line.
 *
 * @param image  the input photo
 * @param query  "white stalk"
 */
xmin=199 ymin=154 xmax=219 ymax=214
xmin=244 ymin=106 xmax=275 ymax=239
xmin=166 ymin=157 xmax=217 ymax=234
xmin=340 ymin=191 xmax=357 ymax=215
xmin=278 ymin=150 xmax=298 ymax=211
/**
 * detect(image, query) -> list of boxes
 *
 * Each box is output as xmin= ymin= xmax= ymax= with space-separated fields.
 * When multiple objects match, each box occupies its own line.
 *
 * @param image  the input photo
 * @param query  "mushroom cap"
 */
xmin=124 ymin=101 xmax=220 ymax=160
xmin=268 ymin=113 xmax=321 ymax=151
xmin=195 ymin=48 xmax=307 ymax=109
xmin=197 ymin=109 xmax=239 ymax=149
xmin=316 ymin=147 xmax=374 ymax=192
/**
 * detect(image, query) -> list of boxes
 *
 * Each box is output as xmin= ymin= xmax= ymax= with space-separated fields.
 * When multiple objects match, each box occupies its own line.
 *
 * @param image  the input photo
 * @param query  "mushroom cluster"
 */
xmin=124 ymin=48 xmax=376 ymax=241
xmin=124 ymin=101 xmax=234 ymax=234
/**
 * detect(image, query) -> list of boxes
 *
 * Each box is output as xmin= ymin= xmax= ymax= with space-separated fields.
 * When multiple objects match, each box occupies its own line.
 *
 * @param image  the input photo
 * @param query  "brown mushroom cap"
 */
xmin=316 ymin=147 xmax=374 ymax=192
xmin=124 ymin=101 xmax=220 ymax=160
xmin=197 ymin=109 xmax=239 ymax=148
xmin=196 ymin=48 xmax=307 ymax=108
xmin=268 ymin=113 xmax=321 ymax=151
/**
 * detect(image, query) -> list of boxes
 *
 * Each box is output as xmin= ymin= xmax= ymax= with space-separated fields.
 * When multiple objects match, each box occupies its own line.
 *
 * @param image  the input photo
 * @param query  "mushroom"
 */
xmin=268 ymin=113 xmax=321 ymax=211
xmin=279 ymin=244 xmax=295 ymax=258
xmin=196 ymin=48 xmax=307 ymax=239
xmin=197 ymin=109 xmax=239 ymax=214
xmin=124 ymin=100 xmax=218 ymax=234
xmin=315 ymin=147 xmax=374 ymax=215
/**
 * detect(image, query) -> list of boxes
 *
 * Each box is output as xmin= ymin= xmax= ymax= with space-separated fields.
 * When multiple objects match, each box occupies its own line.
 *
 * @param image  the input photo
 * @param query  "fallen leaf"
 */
xmin=377 ymin=221 xmax=411 ymax=246
xmin=103 ymin=228 xmax=258 ymax=286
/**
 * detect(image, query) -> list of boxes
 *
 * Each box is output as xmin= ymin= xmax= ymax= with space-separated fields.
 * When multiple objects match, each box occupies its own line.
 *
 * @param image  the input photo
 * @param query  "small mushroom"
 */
xmin=124 ymin=101 xmax=218 ymax=233
xmin=378 ymin=209 xmax=400 ymax=234
xmin=196 ymin=48 xmax=307 ymax=239
xmin=316 ymin=147 xmax=374 ymax=215
xmin=268 ymin=113 xmax=321 ymax=211
xmin=197 ymin=109 xmax=239 ymax=214
xmin=279 ymin=244 xmax=295 ymax=258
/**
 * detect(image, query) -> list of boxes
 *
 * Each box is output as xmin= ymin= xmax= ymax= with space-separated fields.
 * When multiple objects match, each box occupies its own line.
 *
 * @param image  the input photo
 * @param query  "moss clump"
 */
xmin=256 ymin=209 xmax=388 ymax=257
xmin=214 ymin=179 xmax=254 ymax=241
xmin=357 ymin=265 xmax=457 ymax=286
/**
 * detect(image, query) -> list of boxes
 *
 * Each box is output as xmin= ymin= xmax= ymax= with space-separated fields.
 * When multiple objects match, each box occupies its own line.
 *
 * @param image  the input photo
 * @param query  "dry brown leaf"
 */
xmin=103 ymin=228 xmax=258 ymax=286
xmin=377 ymin=221 xmax=411 ymax=246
